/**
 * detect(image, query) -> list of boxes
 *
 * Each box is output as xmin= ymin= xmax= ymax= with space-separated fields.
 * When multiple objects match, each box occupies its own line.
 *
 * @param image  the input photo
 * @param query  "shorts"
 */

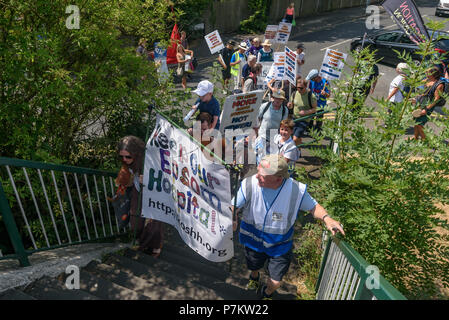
xmin=415 ymin=107 xmax=435 ymax=126
xmin=244 ymin=246 xmax=292 ymax=282
xmin=293 ymin=121 xmax=310 ymax=138
xmin=222 ymin=68 xmax=231 ymax=80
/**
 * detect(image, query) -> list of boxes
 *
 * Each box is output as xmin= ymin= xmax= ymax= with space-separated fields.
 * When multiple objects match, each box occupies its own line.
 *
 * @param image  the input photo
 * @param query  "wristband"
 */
xmin=322 ymin=214 xmax=330 ymax=221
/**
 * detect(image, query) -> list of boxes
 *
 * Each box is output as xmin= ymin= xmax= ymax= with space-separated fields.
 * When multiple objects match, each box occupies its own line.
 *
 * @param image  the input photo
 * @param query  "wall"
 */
xmin=204 ymin=0 xmax=381 ymax=34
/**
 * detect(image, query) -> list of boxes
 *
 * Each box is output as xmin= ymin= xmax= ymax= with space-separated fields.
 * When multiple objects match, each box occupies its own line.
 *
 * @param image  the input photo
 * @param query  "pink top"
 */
xmin=286 ymin=7 xmax=294 ymax=15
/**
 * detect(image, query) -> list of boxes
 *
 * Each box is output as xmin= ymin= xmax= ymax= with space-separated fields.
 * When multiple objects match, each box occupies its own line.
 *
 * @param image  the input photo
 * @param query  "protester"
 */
xmin=287 ymin=78 xmax=318 ymax=145
xmin=243 ymin=63 xmax=262 ymax=93
xmin=255 ymin=89 xmax=289 ymax=163
xmin=230 ymin=42 xmax=248 ymax=91
xmin=273 ymin=119 xmax=301 ymax=175
xmin=296 ymin=43 xmax=305 ymax=80
xmin=351 ymin=60 xmax=379 ymax=112
xmin=218 ymin=40 xmax=236 ymax=91
xmin=283 ymin=2 xmax=295 ymax=23
xmin=257 ymin=40 xmax=274 ymax=63
xmin=232 ymin=154 xmax=345 ymax=299
xmin=117 ymin=136 xmax=164 ymax=257
xmin=242 ymin=55 xmax=257 ymax=88
xmin=306 ymin=69 xmax=330 ymax=133
xmin=413 ymin=66 xmax=445 ymax=140
xmin=386 ymin=62 xmax=408 ymax=109
xmin=249 ymin=37 xmax=263 ymax=57
xmin=191 ymin=80 xmax=221 ymax=130
xmin=176 ymin=44 xmax=194 ymax=89
xmin=180 ymin=30 xmax=189 ymax=50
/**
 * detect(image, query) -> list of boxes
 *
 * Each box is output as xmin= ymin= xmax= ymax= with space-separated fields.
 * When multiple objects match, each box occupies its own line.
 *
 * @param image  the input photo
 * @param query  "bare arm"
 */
xmin=310 ymin=204 xmax=345 ymax=236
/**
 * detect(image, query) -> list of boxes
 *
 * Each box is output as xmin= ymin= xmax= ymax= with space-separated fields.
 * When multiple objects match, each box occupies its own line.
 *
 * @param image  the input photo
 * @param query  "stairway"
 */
xmin=0 ymin=226 xmax=297 ymax=300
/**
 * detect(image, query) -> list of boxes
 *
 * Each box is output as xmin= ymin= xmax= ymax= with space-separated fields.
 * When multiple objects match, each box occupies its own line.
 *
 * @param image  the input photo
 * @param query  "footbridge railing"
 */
xmin=0 ymin=157 xmax=128 ymax=267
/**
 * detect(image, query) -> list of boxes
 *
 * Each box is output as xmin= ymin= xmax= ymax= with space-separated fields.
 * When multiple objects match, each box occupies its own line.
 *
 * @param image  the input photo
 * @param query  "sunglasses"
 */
xmin=297 ymin=86 xmax=305 ymax=89
xmin=120 ymin=155 xmax=133 ymax=160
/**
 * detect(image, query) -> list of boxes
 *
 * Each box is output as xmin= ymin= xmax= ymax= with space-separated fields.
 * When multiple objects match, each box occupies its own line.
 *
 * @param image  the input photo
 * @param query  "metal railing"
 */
xmin=315 ymin=236 xmax=407 ymax=300
xmin=0 ymin=157 xmax=128 ymax=267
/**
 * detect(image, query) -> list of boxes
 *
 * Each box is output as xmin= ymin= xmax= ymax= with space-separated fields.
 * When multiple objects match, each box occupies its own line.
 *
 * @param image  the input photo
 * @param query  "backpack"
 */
xmin=258 ymin=102 xmax=288 ymax=122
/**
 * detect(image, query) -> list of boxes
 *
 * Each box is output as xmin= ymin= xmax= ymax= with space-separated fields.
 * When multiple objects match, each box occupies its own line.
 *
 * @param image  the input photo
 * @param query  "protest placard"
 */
xmin=257 ymin=62 xmax=273 ymax=90
xmin=319 ymin=49 xmax=347 ymax=81
xmin=273 ymin=52 xmax=286 ymax=80
xmin=275 ymin=22 xmax=292 ymax=44
xmin=154 ymin=42 xmax=169 ymax=83
xmin=204 ymin=30 xmax=224 ymax=54
xmin=264 ymin=25 xmax=278 ymax=43
xmin=142 ymin=115 xmax=233 ymax=262
xmin=284 ymin=46 xmax=297 ymax=85
xmin=219 ymin=90 xmax=264 ymax=133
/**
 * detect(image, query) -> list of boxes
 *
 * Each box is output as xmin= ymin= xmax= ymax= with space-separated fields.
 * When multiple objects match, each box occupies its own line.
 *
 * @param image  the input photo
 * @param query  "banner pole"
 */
xmin=133 ymin=102 xmax=155 ymax=247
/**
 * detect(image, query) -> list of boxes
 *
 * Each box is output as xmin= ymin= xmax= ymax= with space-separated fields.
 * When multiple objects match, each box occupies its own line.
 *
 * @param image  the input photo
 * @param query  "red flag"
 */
xmin=167 ymin=23 xmax=180 ymax=65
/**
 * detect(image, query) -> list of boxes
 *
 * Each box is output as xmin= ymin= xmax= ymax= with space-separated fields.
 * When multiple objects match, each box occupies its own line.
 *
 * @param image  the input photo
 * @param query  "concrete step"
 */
xmin=76 ymin=269 xmax=150 ymax=300
xmin=23 ymin=276 xmax=100 ymax=300
xmin=0 ymin=288 xmax=36 ymax=300
xmin=123 ymin=248 xmax=259 ymax=300
xmin=103 ymin=252 xmax=222 ymax=299
xmin=83 ymin=260 xmax=186 ymax=300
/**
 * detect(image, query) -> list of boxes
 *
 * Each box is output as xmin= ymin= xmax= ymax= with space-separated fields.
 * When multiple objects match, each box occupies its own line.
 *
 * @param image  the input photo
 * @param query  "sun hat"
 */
xmin=261 ymin=39 xmax=272 ymax=46
xmin=306 ymin=69 xmax=320 ymax=81
xmin=227 ymin=39 xmax=236 ymax=46
xmin=259 ymin=154 xmax=290 ymax=179
xmin=412 ymin=109 xmax=422 ymax=118
xmin=271 ymin=89 xmax=286 ymax=100
xmin=193 ymin=80 xmax=214 ymax=96
xmin=396 ymin=62 xmax=409 ymax=73
xmin=239 ymin=42 xmax=248 ymax=50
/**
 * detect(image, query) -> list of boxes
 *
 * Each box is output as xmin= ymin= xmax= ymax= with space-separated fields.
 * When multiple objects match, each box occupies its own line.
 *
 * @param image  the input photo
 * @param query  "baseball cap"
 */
xmin=259 ymin=154 xmax=289 ymax=179
xmin=306 ymin=69 xmax=320 ymax=81
xmin=271 ymin=89 xmax=286 ymax=100
xmin=296 ymin=43 xmax=305 ymax=49
xmin=193 ymin=80 xmax=214 ymax=96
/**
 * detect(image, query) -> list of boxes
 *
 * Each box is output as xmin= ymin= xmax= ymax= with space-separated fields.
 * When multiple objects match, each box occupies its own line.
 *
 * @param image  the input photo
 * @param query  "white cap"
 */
xmin=396 ymin=62 xmax=409 ymax=73
xmin=193 ymin=80 xmax=214 ymax=96
xmin=306 ymin=69 xmax=320 ymax=81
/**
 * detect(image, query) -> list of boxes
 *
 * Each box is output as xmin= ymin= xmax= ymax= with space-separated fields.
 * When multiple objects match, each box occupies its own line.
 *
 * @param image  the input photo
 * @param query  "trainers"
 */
xmin=261 ymin=285 xmax=273 ymax=300
xmin=246 ymin=274 xmax=261 ymax=291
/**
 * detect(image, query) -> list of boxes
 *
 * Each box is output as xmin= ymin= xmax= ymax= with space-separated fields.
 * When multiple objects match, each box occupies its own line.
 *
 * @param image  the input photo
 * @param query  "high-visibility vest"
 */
xmin=239 ymin=175 xmax=307 ymax=257
xmin=231 ymin=51 xmax=242 ymax=77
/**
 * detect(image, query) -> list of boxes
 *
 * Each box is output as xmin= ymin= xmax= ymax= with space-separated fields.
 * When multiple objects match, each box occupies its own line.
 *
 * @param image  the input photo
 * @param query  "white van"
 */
xmin=436 ymin=0 xmax=449 ymax=16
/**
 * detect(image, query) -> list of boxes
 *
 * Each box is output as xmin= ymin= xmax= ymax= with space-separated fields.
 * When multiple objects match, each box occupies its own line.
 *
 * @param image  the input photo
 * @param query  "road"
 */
xmin=186 ymin=0 xmax=447 ymax=110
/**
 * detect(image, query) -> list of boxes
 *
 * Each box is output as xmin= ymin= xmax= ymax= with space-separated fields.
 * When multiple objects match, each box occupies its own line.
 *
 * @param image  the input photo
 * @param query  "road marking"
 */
xmin=320 ymin=15 xmax=429 ymax=51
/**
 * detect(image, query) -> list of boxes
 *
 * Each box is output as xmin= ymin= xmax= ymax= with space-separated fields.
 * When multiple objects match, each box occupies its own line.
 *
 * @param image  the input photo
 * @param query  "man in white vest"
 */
xmin=232 ymin=154 xmax=344 ymax=299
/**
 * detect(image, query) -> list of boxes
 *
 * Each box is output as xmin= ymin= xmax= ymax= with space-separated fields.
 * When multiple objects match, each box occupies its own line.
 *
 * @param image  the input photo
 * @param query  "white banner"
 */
xmin=257 ymin=62 xmax=273 ymax=90
xmin=204 ymin=30 xmax=224 ymax=55
xmin=219 ymin=90 xmax=264 ymax=133
xmin=320 ymin=49 xmax=347 ymax=81
xmin=273 ymin=52 xmax=286 ymax=80
xmin=142 ymin=115 xmax=233 ymax=262
xmin=275 ymin=22 xmax=292 ymax=44
xmin=284 ymin=47 xmax=297 ymax=86
xmin=264 ymin=25 xmax=278 ymax=44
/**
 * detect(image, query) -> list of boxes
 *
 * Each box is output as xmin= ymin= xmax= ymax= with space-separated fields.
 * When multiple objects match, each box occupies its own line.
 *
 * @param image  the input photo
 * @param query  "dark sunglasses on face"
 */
xmin=120 ymin=155 xmax=133 ymax=160
xmin=297 ymin=86 xmax=305 ymax=89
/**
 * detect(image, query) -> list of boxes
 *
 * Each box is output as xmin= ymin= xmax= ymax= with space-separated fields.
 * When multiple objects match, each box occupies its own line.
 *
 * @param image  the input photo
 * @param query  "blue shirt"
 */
xmin=309 ymin=78 xmax=330 ymax=108
xmin=195 ymin=96 xmax=221 ymax=129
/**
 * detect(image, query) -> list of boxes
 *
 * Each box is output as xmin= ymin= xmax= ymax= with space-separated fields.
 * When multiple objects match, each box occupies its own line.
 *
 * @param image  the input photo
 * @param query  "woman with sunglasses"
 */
xmin=117 ymin=136 xmax=164 ymax=257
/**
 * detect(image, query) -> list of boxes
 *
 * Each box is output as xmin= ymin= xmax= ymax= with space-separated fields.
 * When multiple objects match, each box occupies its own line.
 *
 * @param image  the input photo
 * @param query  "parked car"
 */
xmin=436 ymin=0 xmax=449 ymax=17
xmin=350 ymin=29 xmax=449 ymax=66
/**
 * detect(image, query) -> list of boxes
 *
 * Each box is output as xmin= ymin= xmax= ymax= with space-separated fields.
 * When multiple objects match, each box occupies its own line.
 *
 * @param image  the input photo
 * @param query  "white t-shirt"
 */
xmin=296 ymin=52 xmax=305 ymax=76
xmin=274 ymin=134 xmax=300 ymax=173
xmin=389 ymin=75 xmax=405 ymax=103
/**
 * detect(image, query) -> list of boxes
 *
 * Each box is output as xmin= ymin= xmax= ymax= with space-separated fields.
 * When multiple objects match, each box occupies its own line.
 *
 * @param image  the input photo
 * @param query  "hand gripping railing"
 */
xmin=0 ymin=157 xmax=127 ymax=267
xmin=315 ymin=236 xmax=407 ymax=300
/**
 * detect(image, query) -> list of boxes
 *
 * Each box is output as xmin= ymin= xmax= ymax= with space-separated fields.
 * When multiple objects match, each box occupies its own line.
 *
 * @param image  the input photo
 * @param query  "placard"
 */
xmin=284 ymin=47 xmax=297 ymax=85
xmin=257 ymin=62 xmax=273 ymax=90
xmin=204 ymin=30 xmax=224 ymax=54
xmin=142 ymin=115 xmax=233 ymax=262
xmin=275 ymin=22 xmax=292 ymax=44
xmin=264 ymin=25 xmax=278 ymax=43
xmin=319 ymin=49 xmax=347 ymax=81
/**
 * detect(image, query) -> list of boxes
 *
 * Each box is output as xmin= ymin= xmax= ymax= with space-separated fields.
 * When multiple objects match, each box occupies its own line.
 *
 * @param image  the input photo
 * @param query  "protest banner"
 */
xmin=219 ymin=90 xmax=264 ymax=133
xmin=154 ymin=42 xmax=169 ymax=83
xmin=284 ymin=46 xmax=297 ymax=85
xmin=319 ymin=49 xmax=347 ymax=81
xmin=257 ymin=62 xmax=274 ymax=90
xmin=142 ymin=115 xmax=233 ymax=262
xmin=264 ymin=25 xmax=278 ymax=44
xmin=273 ymin=52 xmax=286 ymax=80
xmin=382 ymin=0 xmax=429 ymax=44
xmin=204 ymin=30 xmax=224 ymax=54
xmin=275 ymin=22 xmax=292 ymax=45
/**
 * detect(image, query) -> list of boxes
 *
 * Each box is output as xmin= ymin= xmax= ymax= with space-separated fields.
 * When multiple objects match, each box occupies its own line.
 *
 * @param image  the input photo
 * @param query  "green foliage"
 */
xmin=239 ymin=0 xmax=272 ymax=34
xmin=308 ymin=20 xmax=449 ymax=299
